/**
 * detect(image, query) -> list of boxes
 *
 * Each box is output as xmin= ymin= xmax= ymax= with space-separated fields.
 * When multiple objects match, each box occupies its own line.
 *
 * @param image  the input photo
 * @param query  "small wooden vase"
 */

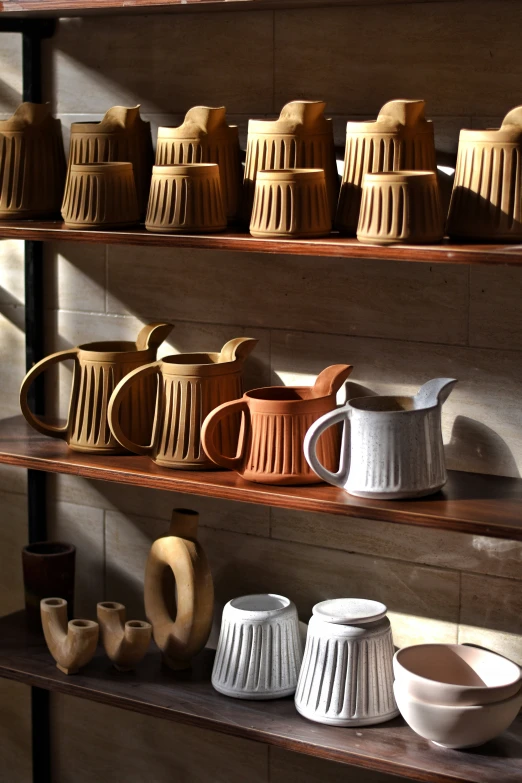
xmin=156 ymin=107 xmax=241 ymax=222
xmin=68 ymin=105 xmax=153 ymax=217
xmin=357 ymin=171 xmax=444 ymax=245
xmin=97 ymin=602 xmax=151 ymax=671
xmin=447 ymin=106 xmax=522 ymax=240
xmin=145 ymin=164 xmax=227 ymax=233
xmin=61 ymin=162 xmax=139 ymax=229
xmin=0 ymin=103 xmax=66 ymax=219
xmin=250 ymin=169 xmax=331 ymax=238
xmin=144 ymin=509 xmax=214 ymax=671
xmin=336 ymin=100 xmax=436 ymax=235
xmin=41 ymin=598 xmax=98 ymax=675
xmin=243 ymin=100 xmax=338 ymax=222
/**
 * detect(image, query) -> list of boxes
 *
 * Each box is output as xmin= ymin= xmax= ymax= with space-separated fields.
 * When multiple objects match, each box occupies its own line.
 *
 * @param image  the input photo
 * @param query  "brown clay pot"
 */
xmin=108 ymin=337 xmax=257 ymax=469
xmin=20 ymin=322 xmax=173 ymax=454
xmin=0 ymin=103 xmax=66 ymax=219
xmin=250 ymin=169 xmax=331 ymax=238
xmin=22 ymin=542 xmax=76 ymax=633
xmin=201 ymin=364 xmax=353 ymax=485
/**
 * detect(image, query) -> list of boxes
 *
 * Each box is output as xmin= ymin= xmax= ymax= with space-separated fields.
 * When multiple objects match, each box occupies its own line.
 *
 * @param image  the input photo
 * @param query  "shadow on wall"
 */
xmin=446 ymin=416 xmax=520 ymax=478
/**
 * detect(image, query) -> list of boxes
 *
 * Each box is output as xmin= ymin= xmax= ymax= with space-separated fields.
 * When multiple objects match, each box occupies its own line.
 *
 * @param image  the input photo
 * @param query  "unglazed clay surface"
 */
xmin=61 ymin=162 xmax=140 ymax=229
xmin=97 ymin=602 xmax=151 ymax=671
xmin=40 ymin=598 xmax=98 ymax=675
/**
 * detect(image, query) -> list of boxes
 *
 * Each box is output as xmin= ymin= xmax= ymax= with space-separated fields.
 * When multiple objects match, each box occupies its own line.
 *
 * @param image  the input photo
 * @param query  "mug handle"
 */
xmin=201 ymin=399 xmax=249 ymax=471
xmin=303 ymin=406 xmax=351 ymax=488
xmin=20 ymin=349 xmax=78 ymax=439
xmin=108 ymin=363 xmax=160 ymax=456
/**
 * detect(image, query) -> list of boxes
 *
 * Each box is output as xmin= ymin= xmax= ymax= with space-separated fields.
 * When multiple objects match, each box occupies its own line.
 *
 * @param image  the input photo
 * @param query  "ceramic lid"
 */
xmin=313 ymin=598 xmax=387 ymax=625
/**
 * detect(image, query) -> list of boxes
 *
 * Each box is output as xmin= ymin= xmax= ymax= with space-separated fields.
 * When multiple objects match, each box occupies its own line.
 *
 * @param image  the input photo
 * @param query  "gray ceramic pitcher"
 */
xmin=303 ymin=378 xmax=457 ymax=499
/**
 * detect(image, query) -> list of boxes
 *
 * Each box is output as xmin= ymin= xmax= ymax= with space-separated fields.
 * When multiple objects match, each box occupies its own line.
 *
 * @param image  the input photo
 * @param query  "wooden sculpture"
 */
xmin=40 ymin=597 xmax=98 ymax=675
xmin=97 ymin=602 xmax=151 ymax=671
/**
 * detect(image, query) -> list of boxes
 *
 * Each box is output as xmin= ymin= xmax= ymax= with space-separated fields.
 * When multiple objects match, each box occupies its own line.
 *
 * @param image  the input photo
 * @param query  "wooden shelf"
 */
xmin=0 ymin=220 xmax=521 ymax=266
xmin=2 ymin=415 xmax=522 ymax=539
xmin=1 ymin=611 xmax=521 ymax=783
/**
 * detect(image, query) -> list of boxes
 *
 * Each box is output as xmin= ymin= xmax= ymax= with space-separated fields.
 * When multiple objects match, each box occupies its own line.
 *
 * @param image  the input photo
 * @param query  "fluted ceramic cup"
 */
xmin=250 ymin=169 xmax=331 ymax=239
xmin=212 ymin=594 xmax=303 ymax=700
xmin=357 ymin=171 xmax=444 ymax=245
xmin=145 ymin=163 xmax=227 ymax=233
xmin=295 ymin=598 xmax=399 ymax=726
xmin=61 ymin=162 xmax=139 ymax=229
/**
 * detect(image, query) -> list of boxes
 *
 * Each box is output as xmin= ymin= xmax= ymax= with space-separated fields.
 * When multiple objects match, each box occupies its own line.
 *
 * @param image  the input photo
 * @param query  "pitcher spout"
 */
xmin=312 ymin=364 xmax=353 ymax=398
xmin=135 ymin=322 xmax=174 ymax=352
xmin=218 ymin=337 xmax=258 ymax=364
xmin=414 ymin=378 xmax=457 ymax=409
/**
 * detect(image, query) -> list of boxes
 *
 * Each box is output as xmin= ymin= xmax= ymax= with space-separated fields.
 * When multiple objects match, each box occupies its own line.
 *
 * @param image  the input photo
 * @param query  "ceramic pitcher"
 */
xmin=304 ymin=378 xmax=457 ymax=499
xmin=201 ymin=365 xmax=353 ymax=485
xmin=107 ymin=337 xmax=257 ymax=469
xmin=20 ymin=323 xmax=173 ymax=454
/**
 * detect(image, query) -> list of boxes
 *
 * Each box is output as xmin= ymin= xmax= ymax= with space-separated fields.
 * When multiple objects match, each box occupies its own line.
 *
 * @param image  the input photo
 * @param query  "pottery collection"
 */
xmin=22 ymin=542 xmax=76 ymax=633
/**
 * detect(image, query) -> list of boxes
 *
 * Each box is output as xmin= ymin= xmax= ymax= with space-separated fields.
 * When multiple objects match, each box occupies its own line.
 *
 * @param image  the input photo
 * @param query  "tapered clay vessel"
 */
xmin=336 ymin=100 xmax=436 ymax=235
xmin=108 ymin=337 xmax=257 ymax=469
xmin=62 ymin=162 xmax=139 ymax=229
xmin=20 ymin=322 xmax=173 ymax=454
xmin=97 ymin=602 xmax=151 ymax=672
xmin=156 ymin=107 xmax=241 ymax=222
xmin=0 ymin=103 xmax=65 ymax=219
xmin=250 ymin=169 xmax=331 ymax=238
xmin=41 ymin=598 xmax=98 ymax=675
xmin=201 ymin=364 xmax=352 ymax=485
xmin=22 ymin=542 xmax=76 ymax=633
xmin=144 ymin=509 xmax=214 ymax=671
xmin=447 ymin=106 xmax=522 ymax=240
xmin=244 ymin=101 xmax=338 ymax=221
xmin=68 ymin=105 xmax=153 ymax=217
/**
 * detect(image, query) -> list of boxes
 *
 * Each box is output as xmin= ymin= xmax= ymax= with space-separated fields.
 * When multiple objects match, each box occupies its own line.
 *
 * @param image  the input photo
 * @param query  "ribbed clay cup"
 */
xmin=357 ymin=171 xmax=444 ymax=245
xmin=212 ymin=594 xmax=303 ymax=700
xmin=145 ymin=164 xmax=227 ymax=233
xmin=295 ymin=598 xmax=399 ymax=726
xmin=250 ymin=169 xmax=331 ymax=239
xmin=61 ymin=162 xmax=139 ymax=229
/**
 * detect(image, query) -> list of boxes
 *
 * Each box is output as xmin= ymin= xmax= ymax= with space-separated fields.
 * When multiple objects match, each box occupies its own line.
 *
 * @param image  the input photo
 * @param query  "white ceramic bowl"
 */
xmin=394 ymin=682 xmax=522 ymax=749
xmin=394 ymin=644 xmax=522 ymax=706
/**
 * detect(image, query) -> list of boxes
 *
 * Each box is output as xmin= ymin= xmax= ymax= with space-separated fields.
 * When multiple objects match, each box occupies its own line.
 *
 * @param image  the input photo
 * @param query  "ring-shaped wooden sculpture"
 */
xmin=144 ymin=509 xmax=214 ymax=670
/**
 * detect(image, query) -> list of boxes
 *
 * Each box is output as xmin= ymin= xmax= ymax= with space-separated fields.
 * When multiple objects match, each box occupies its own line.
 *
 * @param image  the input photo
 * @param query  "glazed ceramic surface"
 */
xmin=336 ymin=99 xmax=436 ymax=235
xmin=20 ymin=322 xmax=173 ymax=454
xmin=447 ymin=105 xmax=522 ymax=240
xmin=108 ymin=337 xmax=257 ymax=469
xmin=394 ymin=644 xmax=522 ymax=706
xmin=144 ymin=509 xmax=214 ymax=671
xmin=0 ymin=103 xmax=65 ymax=219
xmin=295 ymin=598 xmax=398 ymax=726
xmin=304 ymin=377 xmax=457 ymax=499
xmin=250 ymin=169 xmax=331 ymax=239
xmin=201 ymin=364 xmax=352 ymax=485
xmin=62 ymin=162 xmax=139 ymax=229
xmin=394 ymin=683 xmax=522 ymax=749
xmin=68 ymin=105 xmax=153 ymax=217
xmin=40 ymin=598 xmax=99 ymax=675
xmin=212 ymin=594 xmax=303 ymax=700
xmin=244 ymin=100 xmax=338 ymax=221
xmin=156 ymin=106 xmax=241 ymax=222
xmin=145 ymin=163 xmax=227 ymax=233
xmin=22 ymin=542 xmax=76 ymax=633
xmin=97 ymin=602 xmax=151 ymax=672
xmin=357 ymin=171 xmax=444 ymax=245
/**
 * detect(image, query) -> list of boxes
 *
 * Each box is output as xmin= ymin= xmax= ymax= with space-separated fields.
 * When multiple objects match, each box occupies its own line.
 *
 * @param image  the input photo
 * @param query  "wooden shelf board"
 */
xmin=1 ymin=416 xmax=522 ymax=539
xmin=0 ymin=221 xmax=521 ymax=265
xmin=1 ymin=611 xmax=521 ymax=783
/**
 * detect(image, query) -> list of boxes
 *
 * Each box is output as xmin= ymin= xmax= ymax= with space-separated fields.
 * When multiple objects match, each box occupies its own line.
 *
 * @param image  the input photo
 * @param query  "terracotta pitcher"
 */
xmin=201 ymin=365 xmax=353 ymax=485
xmin=108 ymin=337 xmax=258 ymax=469
xmin=20 ymin=323 xmax=173 ymax=454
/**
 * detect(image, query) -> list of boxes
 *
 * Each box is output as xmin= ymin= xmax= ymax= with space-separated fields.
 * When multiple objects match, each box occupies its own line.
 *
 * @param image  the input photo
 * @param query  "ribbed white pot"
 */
xmin=211 ymin=594 xmax=303 ymax=700
xmin=295 ymin=599 xmax=399 ymax=726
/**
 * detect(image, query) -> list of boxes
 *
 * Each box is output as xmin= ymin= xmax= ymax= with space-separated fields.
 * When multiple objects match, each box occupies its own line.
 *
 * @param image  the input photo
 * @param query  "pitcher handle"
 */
xmin=201 ymin=399 xmax=249 ymax=471
xmin=108 ymin=363 xmax=160 ymax=456
xmin=20 ymin=349 xmax=78 ymax=439
xmin=304 ymin=406 xmax=351 ymax=488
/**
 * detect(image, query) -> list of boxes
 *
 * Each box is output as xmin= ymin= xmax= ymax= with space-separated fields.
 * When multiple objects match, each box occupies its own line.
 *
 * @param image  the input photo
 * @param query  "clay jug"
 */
xmin=243 ymin=100 xmax=338 ymax=221
xmin=336 ymin=99 xmax=436 ymax=234
xmin=20 ymin=323 xmax=173 ymax=454
xmin=144 ymin=508 xmax=214 ymax=670
xmin=108 ymin=337 xmax=257 ymax=469
xmin=0 ymin=103 xmax=66 ymax=219
xmin=156 ymin=107 xmax=241 ymax=222
xmin=304 ymin=378 xmax=457 ymax=499
xmin=67 ymin=105 xmax=153 ymax=217
xmin=201 ymin=364 xmax=353 ymax=485
xmin=447 ymin=106 xmax=522 ymax=240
